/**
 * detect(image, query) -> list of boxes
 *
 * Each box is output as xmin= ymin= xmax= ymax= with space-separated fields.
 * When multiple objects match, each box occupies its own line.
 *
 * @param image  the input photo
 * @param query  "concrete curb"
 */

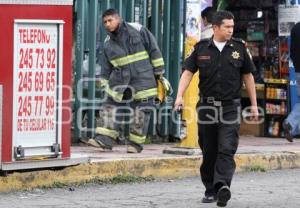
xmin=0 ymin=151 xmax=300 ymax=192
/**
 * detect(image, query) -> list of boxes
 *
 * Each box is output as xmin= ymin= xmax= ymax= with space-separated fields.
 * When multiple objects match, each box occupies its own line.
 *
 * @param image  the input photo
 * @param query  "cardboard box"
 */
xmin=240 ymin=118 xmax=264 ymax=137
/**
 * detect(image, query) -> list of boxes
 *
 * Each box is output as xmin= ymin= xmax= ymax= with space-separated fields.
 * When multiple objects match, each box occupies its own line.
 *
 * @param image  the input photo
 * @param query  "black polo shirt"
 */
xmin=183 ymin=37 xmax=255 ymax=100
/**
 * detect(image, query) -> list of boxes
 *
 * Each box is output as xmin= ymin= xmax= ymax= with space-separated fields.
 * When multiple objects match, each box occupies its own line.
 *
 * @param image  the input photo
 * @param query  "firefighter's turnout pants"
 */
xmin=95 ymin=89 xmax=156 ymax=145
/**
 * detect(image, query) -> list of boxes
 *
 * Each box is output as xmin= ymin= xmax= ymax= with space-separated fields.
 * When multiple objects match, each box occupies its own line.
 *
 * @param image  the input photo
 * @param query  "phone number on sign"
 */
xmin=18 ymin=95 xmax=55 ymax=117
xmin=18 ymin=71 xmax=56 ymax=92
xmin=19 ymin=48 xmax=56 ymax=69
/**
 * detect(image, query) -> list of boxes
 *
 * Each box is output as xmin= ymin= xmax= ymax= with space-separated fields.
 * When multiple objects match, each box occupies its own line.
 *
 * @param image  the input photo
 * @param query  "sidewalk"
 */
xmin=73 ymin=135 xmax=300 ymax=160
xmin=1 ymin=136 xmax=300 ymax=192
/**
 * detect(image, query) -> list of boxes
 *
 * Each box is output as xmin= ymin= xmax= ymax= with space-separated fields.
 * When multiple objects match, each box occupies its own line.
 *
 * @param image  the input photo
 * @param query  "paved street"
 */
xmin=0 ymin=168 xmax=300 ymax=208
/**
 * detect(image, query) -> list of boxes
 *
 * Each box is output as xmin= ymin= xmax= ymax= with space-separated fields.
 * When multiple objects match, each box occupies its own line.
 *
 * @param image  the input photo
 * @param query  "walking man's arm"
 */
xmin=243 ymin=73 xmax=258 ymax=121
xmin=174 ymin=70 xmax=194 ymax=111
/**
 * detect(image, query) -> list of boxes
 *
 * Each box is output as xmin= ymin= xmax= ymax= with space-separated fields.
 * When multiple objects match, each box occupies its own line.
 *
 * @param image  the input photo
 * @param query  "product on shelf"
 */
xmin=267 ymin=118 xmax=281 ymax=137
xmin=266 ymin=87 xmax=287 ymax=99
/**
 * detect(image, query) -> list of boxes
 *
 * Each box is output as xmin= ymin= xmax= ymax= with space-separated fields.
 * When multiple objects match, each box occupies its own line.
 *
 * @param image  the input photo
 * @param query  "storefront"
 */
xmin=216 ymin=0 xmax=300 ymax=138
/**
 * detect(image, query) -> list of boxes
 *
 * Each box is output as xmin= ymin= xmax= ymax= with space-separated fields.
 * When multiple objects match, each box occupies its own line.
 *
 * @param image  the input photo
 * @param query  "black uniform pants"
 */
xmin=197 ymin=101 xmax=241 ymax=196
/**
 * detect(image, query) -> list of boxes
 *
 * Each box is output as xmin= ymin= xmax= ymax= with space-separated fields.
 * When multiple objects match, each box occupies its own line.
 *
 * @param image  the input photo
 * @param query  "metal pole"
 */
xmin=162 ymin=0 xmax=171 ymax=79
xmin=84 ymin=0 xmax=89 ymax=51
xmin=74 ymin=0 xmax=85 ymax=140
xmin=115 ymin=0 xmax=123 ymax=17
xmin=147 ymin=0 xmax=160 ymax=137
xmin=170 ymin=0 xmax=182 ymax=97
xmin=169 ymin=0 xmax=183 ymax=139
xmin=104 ymin=0 xmax=111 ymax=8
xmin=126 ymin=0 xmax=135 ymax=22
xmin=87 ymin=0 xmax=98 ymax=138
xmin=157 ymin=0 xmax=172 ymax=137
xmin=151 ymin=0 xmax=159 ymax=39
xmin=157 ymin=0 xmax=163 ymax=48
xmin=142 ymin=0 xmax=148 ymax=27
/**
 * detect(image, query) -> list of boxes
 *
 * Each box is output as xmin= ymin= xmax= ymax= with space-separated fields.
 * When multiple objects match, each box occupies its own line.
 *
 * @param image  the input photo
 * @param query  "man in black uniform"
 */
xmin=174 ymin=11 xmax=258 ymax=207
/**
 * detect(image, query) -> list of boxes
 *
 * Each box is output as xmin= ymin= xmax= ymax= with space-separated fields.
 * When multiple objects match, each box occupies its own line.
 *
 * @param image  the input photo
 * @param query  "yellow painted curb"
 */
xmin=0 ymin=157 xmax=200 ymax=193
xmin=235 ymin=151 xmax=300 ymax=172
xmin=0 ymin=152 xmax=300 ymax=192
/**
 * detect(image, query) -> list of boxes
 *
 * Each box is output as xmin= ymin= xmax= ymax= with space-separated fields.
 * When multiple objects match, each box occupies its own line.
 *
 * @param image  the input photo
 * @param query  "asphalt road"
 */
xmin=1 ymin=168 xmax=300 ymax=208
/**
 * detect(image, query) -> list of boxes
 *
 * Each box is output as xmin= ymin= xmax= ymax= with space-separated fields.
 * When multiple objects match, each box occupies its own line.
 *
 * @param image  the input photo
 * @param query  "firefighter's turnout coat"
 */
xmin=100 ymin=21 xmax=164 ymax=102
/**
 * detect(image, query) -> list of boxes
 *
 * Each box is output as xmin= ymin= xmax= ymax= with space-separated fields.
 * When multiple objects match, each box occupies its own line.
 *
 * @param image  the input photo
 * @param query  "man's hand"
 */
xmin=96 ymin=79 xmax=108 ymax=89
xmin=95 ymin=80 xmax=103 ymax=89
xmin=174 ymin=96 xmax=184 ymax=111
xmin=250 ymin=105 xmax=259 ymax=121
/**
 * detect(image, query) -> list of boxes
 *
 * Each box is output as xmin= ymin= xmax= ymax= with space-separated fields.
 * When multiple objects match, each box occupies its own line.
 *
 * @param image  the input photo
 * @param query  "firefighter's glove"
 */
xmin=157 ymin=77 xmax=172 ymax=103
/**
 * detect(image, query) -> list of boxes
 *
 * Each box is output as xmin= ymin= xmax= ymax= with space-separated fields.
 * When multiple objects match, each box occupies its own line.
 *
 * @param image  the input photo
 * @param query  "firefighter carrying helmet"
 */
xmin=157 ymin=77 xmax=172 ymax=102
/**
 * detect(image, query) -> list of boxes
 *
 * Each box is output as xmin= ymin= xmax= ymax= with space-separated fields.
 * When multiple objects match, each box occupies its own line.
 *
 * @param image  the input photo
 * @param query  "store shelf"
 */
xmin=241 ymin=84 xmax=264 ymax=99
xmin=265 ymin=114 xmax=287 ymax=116
xmin=264 ymin=78 xmax=288 ymax=84
xmin=265 ymin=98 xmax=287 ymax=101
xmin=242 ymin=83 xmax=264 ymax=90
xmin=264 ymin=78 xmax=289 ymax=137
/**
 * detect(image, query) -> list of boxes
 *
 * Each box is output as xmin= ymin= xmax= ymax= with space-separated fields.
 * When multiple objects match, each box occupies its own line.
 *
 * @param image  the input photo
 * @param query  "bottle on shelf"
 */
xmin=266 ymin=103 xmax=269 ymax=114
xmin=280 ymin=101 xmax=286 ymax=115
xmin=266 ymin=87 xmax=270 ymax=99
xmin=272 ymin=121 xmax=280 ymax=137
xmin=268 ymin=118 xmax=274 ymax=136
xmin=271 ymin=87 xmax=276 ymax=99
xmin=276 ymin=88 xmax=281 ymax=99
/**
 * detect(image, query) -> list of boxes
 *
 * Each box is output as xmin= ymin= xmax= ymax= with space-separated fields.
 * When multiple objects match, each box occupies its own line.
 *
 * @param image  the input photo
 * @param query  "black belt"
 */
xmin=200 ymin=97 xmax=240 ymax=107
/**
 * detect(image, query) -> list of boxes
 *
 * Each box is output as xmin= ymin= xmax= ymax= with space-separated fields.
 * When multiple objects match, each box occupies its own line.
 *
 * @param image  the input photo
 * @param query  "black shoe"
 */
xmin=90 ymin=135 xmax=116 ymax=150
xmin=283 ymin=120 xmax=293 ymax=142
xmin=217 ymin=186 xmax=231 ymax=207
xmin=201 ymin=195 xmax=217 ymax=203
xmin=126 ymin=140 xmax=143 ymax=153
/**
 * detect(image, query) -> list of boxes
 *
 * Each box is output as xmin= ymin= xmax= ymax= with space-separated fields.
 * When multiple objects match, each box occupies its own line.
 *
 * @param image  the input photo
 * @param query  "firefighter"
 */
xmin=88 ymin=9 xmax=165 ymax=153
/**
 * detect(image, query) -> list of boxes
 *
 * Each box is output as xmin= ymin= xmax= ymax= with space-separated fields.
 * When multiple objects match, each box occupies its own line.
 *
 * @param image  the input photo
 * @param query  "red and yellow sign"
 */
xmin=13 ymin=21 xmax=63 ymax=148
